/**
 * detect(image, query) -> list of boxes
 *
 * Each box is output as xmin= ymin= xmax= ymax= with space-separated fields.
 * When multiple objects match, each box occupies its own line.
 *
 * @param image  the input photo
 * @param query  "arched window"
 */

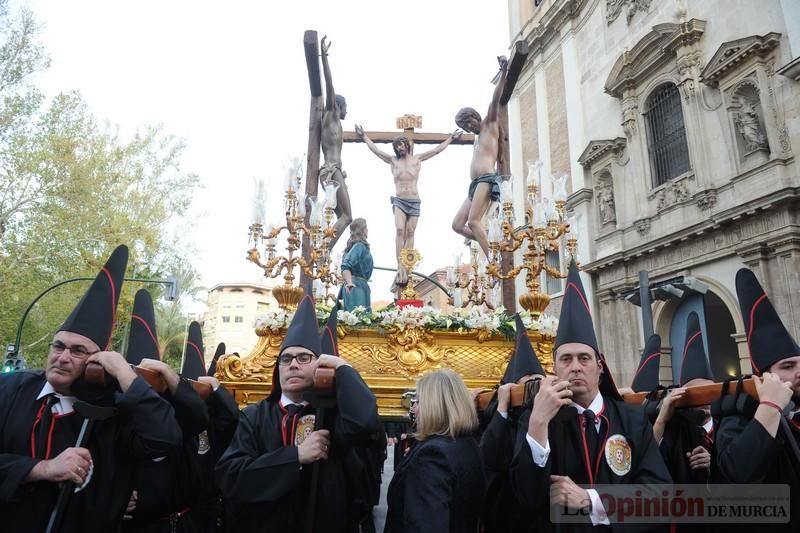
xmin=645 ymin=83 xmax=691 ymax=187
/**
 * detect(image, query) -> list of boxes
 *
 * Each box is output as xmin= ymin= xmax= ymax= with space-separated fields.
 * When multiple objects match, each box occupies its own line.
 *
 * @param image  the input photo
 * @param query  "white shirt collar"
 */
xmin=280 ymin=393 xmax=308 ymax=407
xmin=572 ymin=391 xmax=604 ymax=416
xmin=703 ymin=418 xmax=714 ymax=434
xmin=37 ymin=381 xmax=76 ymax=415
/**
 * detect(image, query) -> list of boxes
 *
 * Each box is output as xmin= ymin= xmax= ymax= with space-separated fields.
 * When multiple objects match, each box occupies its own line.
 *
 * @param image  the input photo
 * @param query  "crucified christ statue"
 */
xmin=319 ymin=36 xmax=352 ymax=250
xmin=451 ymin=57 xmax=509 ymax=257
xmin=355 ymin=124 xmax=462 ymax=284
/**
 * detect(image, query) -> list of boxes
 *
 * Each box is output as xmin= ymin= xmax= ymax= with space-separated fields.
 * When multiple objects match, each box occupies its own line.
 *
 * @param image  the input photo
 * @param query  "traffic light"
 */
xmin=4 ymin=344 xmax=22 ymax=373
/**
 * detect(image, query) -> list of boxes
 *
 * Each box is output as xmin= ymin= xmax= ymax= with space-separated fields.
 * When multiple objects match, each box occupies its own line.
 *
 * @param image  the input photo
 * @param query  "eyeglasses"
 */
xmin=49 ymin=341 xmax=99 ymax=359
xmin=277 ymin=352 xmax=317 ymax=366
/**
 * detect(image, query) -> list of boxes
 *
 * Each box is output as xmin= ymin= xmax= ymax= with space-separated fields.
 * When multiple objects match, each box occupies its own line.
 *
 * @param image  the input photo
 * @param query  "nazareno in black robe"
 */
xmin=0 ymin=370 xmax=182 ymax=533
xmin=509 ymin=398 xmax=672 ymax=533
xmin=215 ymin=364 xmax=380 ymax=533
xmin=479 ymin=407 xmax=537 ymax=533
xmin=121 ymin=377 xmax=210 ymax=533
xmin=714 ymin=411 xmax=800 ymax=532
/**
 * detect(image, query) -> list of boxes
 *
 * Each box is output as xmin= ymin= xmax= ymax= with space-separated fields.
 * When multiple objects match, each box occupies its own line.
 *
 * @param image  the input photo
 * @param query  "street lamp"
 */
xmin=6 ymin=275 xmax=179 ymax=369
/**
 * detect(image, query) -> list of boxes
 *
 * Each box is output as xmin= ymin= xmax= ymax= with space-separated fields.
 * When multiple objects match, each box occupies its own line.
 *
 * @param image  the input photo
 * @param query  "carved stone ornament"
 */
xmin=634 ymin=217 xmax=651 ymax=236
xmin=694 ymin=188 xmax=718 ymax=211
xmin=595 ymin=175 xmax=617 ymax=225
xmin=578 ymin=138 xmax=628 ymax=168
xmin=700 ymin=33 xmax=781 ymax=87
xmin=652 ymin=177 xmax=693 ymax=213
xmin=605 ymin=20 xmax=706 ymax=98
xmin=606 ymin=0 xmax=653 ymax=25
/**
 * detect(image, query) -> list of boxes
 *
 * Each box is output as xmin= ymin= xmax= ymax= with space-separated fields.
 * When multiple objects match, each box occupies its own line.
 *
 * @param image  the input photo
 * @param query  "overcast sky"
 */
xmin=21 ymin=0 xmax=510 ymax=305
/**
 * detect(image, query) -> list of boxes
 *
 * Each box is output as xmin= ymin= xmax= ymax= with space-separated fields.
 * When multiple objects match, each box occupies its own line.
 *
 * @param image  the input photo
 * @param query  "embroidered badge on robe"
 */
xmin=605 ymin=434 xmax=632 ymax=476
xmin=198 ymin=430 xmax=211 ymax=455
xmin=294 ymin=414 xmax=316 ymax=445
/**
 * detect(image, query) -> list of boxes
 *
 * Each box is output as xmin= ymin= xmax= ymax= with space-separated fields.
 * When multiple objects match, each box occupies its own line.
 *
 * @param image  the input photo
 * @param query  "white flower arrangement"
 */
xmin=253 ymin=303 xmax=558 ymax=338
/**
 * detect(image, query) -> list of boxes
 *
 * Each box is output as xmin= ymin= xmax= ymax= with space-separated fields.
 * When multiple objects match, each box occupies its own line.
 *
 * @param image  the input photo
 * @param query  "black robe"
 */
xmin=215 ymin=365 xmax=379 ymax=533
xmin=0 ymin=370 xmax=182 ymax=533
xmin=714 ymin=413 xmax=800 ymax=532
xmin=480 ymin=409 xmax=535 ymax=533
xmin=509 ymin=399 xmax=672 ymax=533
xmin=189 ymin=385 xmax=240 ymax=533
xmin=384 ymin=434 xmax=486 ymax=533
xmin=122 ymin=378 xmax=210 ymax=533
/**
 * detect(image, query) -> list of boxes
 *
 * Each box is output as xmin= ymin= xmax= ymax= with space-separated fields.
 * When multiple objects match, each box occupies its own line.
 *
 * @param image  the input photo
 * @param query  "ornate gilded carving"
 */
xmin=218 ymin=326 xmax=555 ymax=416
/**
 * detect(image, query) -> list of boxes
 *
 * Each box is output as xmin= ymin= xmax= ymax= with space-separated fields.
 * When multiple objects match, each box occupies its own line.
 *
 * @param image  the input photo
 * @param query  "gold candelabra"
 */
xmin=446 ymin=243 xmax=502 ymax=310
xmin=484 ymin=160 xmax=577 ymax=318
xmin=246 ymin=160 xmax=342 ymax=310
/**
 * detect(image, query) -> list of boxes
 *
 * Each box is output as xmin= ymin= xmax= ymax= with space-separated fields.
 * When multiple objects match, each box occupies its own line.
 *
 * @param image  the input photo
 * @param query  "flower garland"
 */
xmin=254 ymin=303 xmax=558 ymax=338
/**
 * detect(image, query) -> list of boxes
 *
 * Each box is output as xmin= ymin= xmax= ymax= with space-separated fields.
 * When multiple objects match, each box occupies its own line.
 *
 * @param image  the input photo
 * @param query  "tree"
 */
xmin=0 ymin=4 xmax=201 ymax=369
xmin=154 ymin=260 xmax=207 ymax=370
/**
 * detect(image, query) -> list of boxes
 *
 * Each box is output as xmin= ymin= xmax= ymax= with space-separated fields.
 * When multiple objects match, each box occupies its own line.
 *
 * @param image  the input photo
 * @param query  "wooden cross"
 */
xmin=343 ymin=114 xmax=475 ymax=148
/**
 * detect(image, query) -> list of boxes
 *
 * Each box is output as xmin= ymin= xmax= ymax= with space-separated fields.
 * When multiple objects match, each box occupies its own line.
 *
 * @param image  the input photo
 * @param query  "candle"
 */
xmin=553 ymin=174 xmax=569 ymax=203
xmin=453 ymin=288 xmax=463 ymax=308
xmin=500 ymin=176 xmax=513 ymax=203
xmin=313 ymin=278 xmax=324 ymax=296
xmin=324 ymin=181 xmax=339 ymax=209
xmin=447 ymin=266 xmax=457 ymax=286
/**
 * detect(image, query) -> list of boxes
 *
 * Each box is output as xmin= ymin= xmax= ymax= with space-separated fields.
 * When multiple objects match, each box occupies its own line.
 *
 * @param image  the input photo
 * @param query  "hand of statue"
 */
xmin=452 ymin=129 xmax=464 ymax=140
xmin=298 ymin=429 xmax=331 ymax=464
xmin=497 ymin=55 xmax=509 ymax=71
xmin=321 ymin=35 xmax=331 ymax=55
xmin=355 ymin=124 xmax=365 ymax=139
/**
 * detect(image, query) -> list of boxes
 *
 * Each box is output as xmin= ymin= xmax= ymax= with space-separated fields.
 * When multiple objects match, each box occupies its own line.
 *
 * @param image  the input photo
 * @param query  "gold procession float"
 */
xmin=216 ymin=154 xmax=577 ymax=417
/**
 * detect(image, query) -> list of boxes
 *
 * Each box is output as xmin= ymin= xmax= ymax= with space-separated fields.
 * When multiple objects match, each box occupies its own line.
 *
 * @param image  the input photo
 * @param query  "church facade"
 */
xmin=506 ymin=0 xmax=800 ymax=386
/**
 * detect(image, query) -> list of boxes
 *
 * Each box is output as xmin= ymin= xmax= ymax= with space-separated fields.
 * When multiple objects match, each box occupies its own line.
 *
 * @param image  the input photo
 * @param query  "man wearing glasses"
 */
xmin=0 ymin=245 xmax=181 ymax=532
xmin=217 ymin=295 xmax=380 ymax=533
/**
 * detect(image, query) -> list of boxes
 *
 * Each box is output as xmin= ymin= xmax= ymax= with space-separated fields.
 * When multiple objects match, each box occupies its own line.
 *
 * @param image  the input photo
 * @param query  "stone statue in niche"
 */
xmin=734 ymin=100 xmax=769 ymax=152
xmin=596 ymin=180 xmax=617 ymax=225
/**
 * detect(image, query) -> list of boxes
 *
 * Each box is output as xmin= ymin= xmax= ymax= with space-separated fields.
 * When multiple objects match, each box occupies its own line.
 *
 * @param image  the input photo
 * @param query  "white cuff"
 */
xmin=587 ymin=489 xmax=610 ymax=525
xmin=525 ymin=433 xmax=550 ymax=467
xmin=498 ymin=410 xmax=508 ymax=419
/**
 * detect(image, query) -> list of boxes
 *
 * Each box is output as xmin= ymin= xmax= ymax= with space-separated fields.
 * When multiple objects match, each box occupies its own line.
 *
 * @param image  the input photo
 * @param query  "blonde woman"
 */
xmin=385 ymin=370 xmax=486 ymax=532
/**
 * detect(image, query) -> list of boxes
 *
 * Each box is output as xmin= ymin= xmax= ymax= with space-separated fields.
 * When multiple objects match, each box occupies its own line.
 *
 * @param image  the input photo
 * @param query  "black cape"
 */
xmin=122 ymin=378 xmax=210 ymax=533
xmin=510 ymin=398 xmax=672 ymax=532
xmin=215 ymin=365 xmax=379 ymax=533
xmin=0 ymin=371 xmax=181 ymax=533
xmin=714 ymin=412 xmax=800 ymax=532
xmin=479 ymin=409 xmax=536 ymax=533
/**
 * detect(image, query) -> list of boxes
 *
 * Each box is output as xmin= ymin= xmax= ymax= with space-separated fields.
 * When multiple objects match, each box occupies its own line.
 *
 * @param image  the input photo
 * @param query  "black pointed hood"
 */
xmin=207 ymin=342 xmax=226 ymax=376
xmin=678 ymin=312 xmax=713 ymax=386
xmin=631 ymin=334 xmax=661 ymax=392
xmin=181 ymin=321 xmax=206 ymax=380
xmin=555 ymin=259 xmax=599 ymax=357
xmin=280 ymin=294 xmax=322 ymax=356
xmin=502 ymin=314 xmax=545 ymax=384
xmin=268 ymin=294 xmax=321 ymax=401
xmin=126 ymin=289 xmax=160 ymax=365
xmin=736 ymin=268 xmax=800 ymax=374
xmin=60 ymin=245 xmax=128 ymax=350
xmin=320 ymin=302 xmax=340 ymax=356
